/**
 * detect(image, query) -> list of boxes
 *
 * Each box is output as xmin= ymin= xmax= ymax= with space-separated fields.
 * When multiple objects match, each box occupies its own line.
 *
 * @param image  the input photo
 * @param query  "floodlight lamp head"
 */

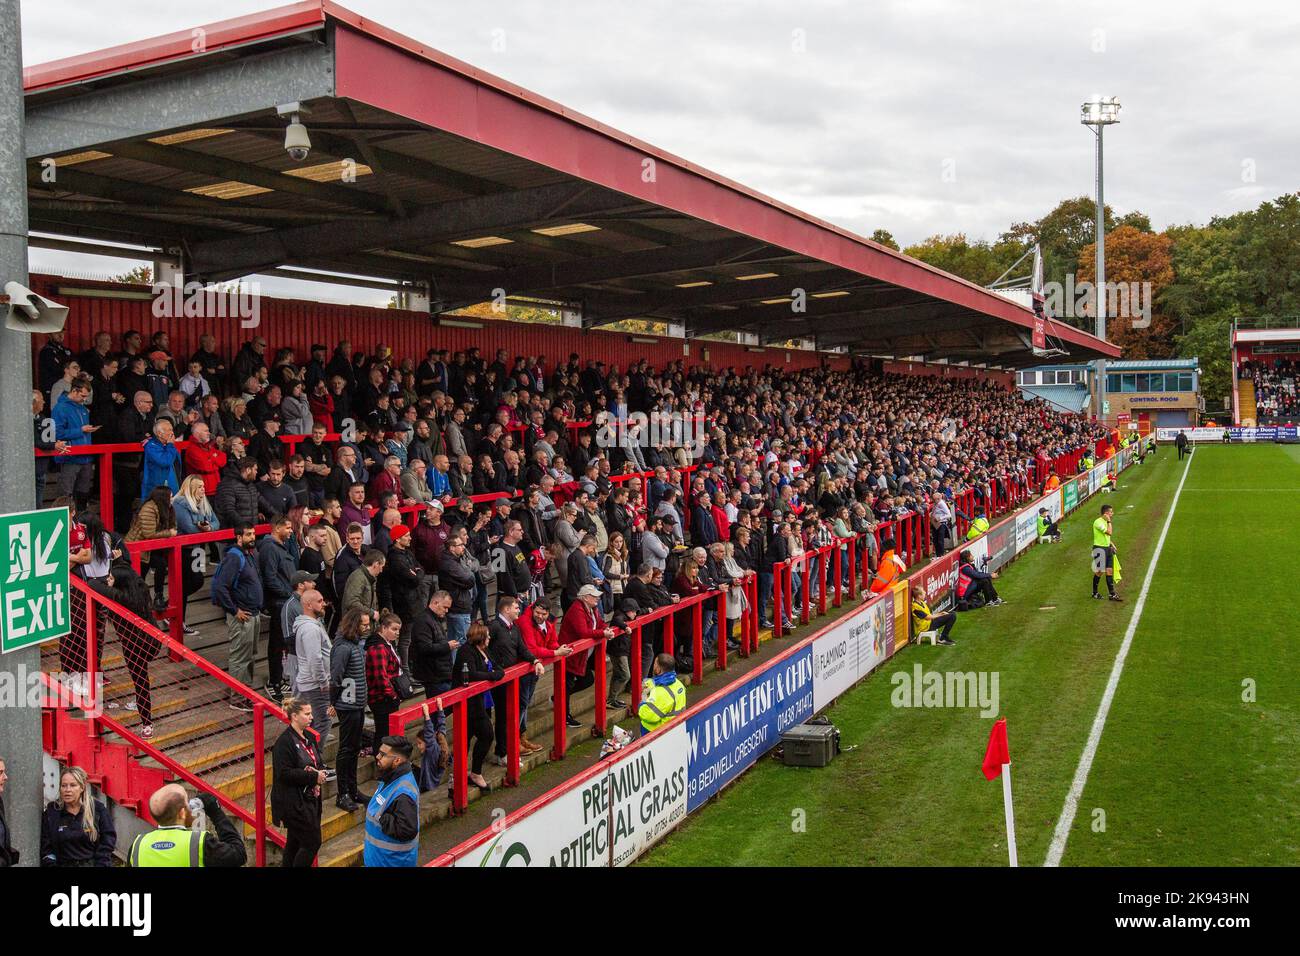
xmin=1081 ymin=95 xmax=1121 ymax=126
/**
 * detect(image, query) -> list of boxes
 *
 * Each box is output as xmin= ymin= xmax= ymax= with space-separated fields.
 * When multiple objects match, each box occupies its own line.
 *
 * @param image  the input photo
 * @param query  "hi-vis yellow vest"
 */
xmin=130 ymin=826 xmax=204 ymax=867
xmin=639 ymin=677 xmax=686 ymax=733
xmin=911 ymin=597 xmax=933 ymax=631
xmin=966 ymin=516 xmax=989 ymax=540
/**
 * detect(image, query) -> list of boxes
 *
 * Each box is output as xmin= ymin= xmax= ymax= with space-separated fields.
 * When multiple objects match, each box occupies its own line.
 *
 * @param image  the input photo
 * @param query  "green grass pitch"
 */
xmin=639 ymin=444 xmax=1300 ymax=866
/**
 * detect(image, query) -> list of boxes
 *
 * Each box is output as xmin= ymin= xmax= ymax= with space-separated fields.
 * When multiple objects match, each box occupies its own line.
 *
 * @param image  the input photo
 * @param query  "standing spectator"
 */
xmin=40 ymin=767 xmax=115 ymax=867
xmin=125 ymin=485 xmax=179 ymax=617
xmin=33 ymin=388 xmax=68 ymax=502
xmin=141 ymin=418 xmax=181 ymax=499
xmin=606 ymin=597 xmax=637 ymax=709
xmin=280 ymin=380 xmax=313 ymax=435
xmin=258 ymin=515 xmax=298 ymax=700
xmin=331 ymin=607 xmax=371 ymax=811
xmin=438 ymin=536 xmax=476 ymax=646
xmin=211 ymin=524 xmax=263 ymax=709
xmin=365 ymin=613 xmax=406 ymax=762
xmin=100 ymin=567 xmax=159 ymax=738
xmin=487 ymin=596 xmax=546 ymax=760
xmin=183 ymin=421 xmax=226 ymax=496
xmin=49 ymin=358 xmax=82 ymax=409
xmin=602 ymin=532 xmax=631 ymax=613
xmin=452 ymin=623 xmax=504 ymax=793
xmin=493 ymin=519 xmax=533 ymax=602
xmin=113 ymin=390 xmax=154 ymax=529
xmin=641 ymin=512 xmax=670 ymax=571
xmin=52 ymin=377 xmax=99 ymax=510
xmin=214 ymin=456 xmax=260 ymax=530
xmin=38 ymin=329 xmax=73 ymax=399
xmin=380 ymin=524 xmax=425 ymax=670
xmin=557 ymin=584 xmax=614 ymax=731
xmin=271 ymin=697 xmax=325 ymax=868
xmin=291 ymin=588 xmax=334 ymax=751
xmin=363 ymin=736 xmax=420 ymax=867
xmin=342 ymin=549 xmax=385 ymax=620
xmin=410 ymin=590 xmax=457 ymax=791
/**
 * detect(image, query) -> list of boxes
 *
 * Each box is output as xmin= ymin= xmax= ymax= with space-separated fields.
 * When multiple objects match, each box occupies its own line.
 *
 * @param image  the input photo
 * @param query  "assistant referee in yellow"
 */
xmin=1091 ymin=503 xmax=1123 ymax=603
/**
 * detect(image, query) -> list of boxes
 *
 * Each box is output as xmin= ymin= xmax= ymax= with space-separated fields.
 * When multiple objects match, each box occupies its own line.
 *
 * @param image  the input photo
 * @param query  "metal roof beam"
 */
xmin=579 ymin=270 xmax=881 ymax=327
xmin=187 ymin=181 xmax=642 ymax=282
xmin=25 ymin=39 xmax=335 ymax=159
xmin=424 ymin=236 xmax=771 ymax=309
xmin=106 ymin=138 xmax=391 ymax=215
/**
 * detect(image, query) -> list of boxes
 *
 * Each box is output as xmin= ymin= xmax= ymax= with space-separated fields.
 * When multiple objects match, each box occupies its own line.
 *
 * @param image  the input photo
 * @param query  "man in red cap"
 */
xmin=381 ymin=522 xmax=427 ymax=671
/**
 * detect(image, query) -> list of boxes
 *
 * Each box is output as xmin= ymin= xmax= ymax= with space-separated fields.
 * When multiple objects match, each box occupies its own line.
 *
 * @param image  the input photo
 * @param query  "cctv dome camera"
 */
xmin=284 ymin=116 xmax=311 ymax=163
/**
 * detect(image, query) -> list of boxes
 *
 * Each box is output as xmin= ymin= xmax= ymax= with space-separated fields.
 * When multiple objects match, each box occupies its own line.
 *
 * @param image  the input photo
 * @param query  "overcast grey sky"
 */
xmin=20 ymin=0 xmax=1300 ymax=305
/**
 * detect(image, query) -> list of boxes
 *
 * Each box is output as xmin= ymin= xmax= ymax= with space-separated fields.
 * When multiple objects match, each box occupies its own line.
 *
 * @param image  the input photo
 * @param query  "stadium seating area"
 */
xmin=1239 ymin=358 xmax=1298 ymax=423
xmin=31 ymin=324 xmax=1110 ymax=864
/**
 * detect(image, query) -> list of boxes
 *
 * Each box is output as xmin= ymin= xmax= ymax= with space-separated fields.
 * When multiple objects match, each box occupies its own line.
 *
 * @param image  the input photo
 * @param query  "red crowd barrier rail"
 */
xmin=385 ymin=570 xmax=758 ymax=817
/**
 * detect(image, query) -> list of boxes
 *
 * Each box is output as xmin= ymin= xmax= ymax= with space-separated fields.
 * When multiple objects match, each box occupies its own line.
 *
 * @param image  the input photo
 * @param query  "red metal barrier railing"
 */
xmin=385 ymin=570 xmax=758 ymax=816
xmin=47 ymin=575 xmax=291 ymax=865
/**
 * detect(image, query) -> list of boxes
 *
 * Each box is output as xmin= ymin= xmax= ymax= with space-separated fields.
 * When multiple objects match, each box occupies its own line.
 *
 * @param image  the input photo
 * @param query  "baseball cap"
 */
xmin=578 ymin=584 xmax=603 ymax=599
xmin=290 ymin=570 xmax=317 ymax=587
xmin=148 ymin=350 xmax=169 ymax=362
xmin=427 ymin=500 xmax=444 ymax=511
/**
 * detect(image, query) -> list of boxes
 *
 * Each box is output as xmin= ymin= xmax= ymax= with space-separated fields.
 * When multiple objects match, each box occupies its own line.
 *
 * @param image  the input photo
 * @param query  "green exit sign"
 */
xmin=0 ymin=507 xmax=71 ymax=654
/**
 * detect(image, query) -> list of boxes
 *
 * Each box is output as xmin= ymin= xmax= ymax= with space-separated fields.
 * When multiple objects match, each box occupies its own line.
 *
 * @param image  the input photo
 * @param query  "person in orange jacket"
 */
xmin=869 ymin=537 xmax=906 ymax=594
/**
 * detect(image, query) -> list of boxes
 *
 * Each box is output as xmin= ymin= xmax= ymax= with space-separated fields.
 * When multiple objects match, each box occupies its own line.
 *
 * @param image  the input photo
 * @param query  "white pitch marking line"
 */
xmin=1043 ymin=447 xmax=1195 ymax=867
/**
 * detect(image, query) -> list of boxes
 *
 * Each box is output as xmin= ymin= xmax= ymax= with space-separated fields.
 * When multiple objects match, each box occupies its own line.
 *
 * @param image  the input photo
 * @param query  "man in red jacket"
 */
xmin=183 ymin=421 xmax=227 ymax=496
xmin=369 ymin=455 xmax=403 ymax=506
xmin=557 ymin=584 xmax=615 ymax=731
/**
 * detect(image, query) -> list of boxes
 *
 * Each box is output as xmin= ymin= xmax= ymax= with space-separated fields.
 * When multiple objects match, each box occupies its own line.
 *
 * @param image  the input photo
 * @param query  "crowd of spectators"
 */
xmin=34 ymin=324 xmax=1107 ymax=834
xmin=1239 ymin=357 xmax=1298 ymax=422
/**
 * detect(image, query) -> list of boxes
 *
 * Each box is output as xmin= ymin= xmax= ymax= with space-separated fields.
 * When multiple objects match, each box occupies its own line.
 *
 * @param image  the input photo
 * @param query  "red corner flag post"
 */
xmin=982 ymin=718 xmax=1018 ymax=866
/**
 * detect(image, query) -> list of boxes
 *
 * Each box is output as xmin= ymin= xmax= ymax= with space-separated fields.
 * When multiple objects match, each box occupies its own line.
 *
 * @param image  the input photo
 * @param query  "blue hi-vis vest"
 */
xmin=363 ymin=770 xmax=419 ymax=867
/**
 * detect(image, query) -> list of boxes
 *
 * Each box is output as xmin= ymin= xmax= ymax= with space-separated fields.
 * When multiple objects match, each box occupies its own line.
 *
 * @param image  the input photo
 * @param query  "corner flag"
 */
xmin=982 ymin=718 xmax=1018 ymax=866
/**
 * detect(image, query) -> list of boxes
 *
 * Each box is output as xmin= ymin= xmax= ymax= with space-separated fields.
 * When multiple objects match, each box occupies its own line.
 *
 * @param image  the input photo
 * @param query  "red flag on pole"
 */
xmin=982 ymin=718 xmax=1010 ymax=780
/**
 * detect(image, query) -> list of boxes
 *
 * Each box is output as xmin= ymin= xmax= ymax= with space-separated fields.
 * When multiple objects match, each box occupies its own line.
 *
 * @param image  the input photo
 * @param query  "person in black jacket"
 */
xmin=381 ymin=524 xmax=426 ymax=670
xmin=438 ymin=536 xmax=477 ymax=647
xmin=41 ymin=766 xmax=116 ymax=867
xmin=331 ymin=607 xmax=371 ymax=811
xmin=453 ymin=623 xmax=504 ymax=791
xmin=562 ymin=534 xmax=601 ymax=611
xmin=113 ymin=390 xmax=155 ymax=530
xmin=493 ymin=519 xmax=533 ymax=602
xmin=256 ymin=460 xmax=298 ymax=521
xmin=410 ymin=590 xmax=457 ymax=791
xmin=271 ymin=697 xmax=325 ymax=867
xmin=625 ymin=565 xmax=675 ymax=678
xmin=258 ymin=516 xmax=298 ymax=698
xmin=488 ymin=596 xmax=546 ymax=761
xmin=214 ymin=456 xmax=260 ymax=530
